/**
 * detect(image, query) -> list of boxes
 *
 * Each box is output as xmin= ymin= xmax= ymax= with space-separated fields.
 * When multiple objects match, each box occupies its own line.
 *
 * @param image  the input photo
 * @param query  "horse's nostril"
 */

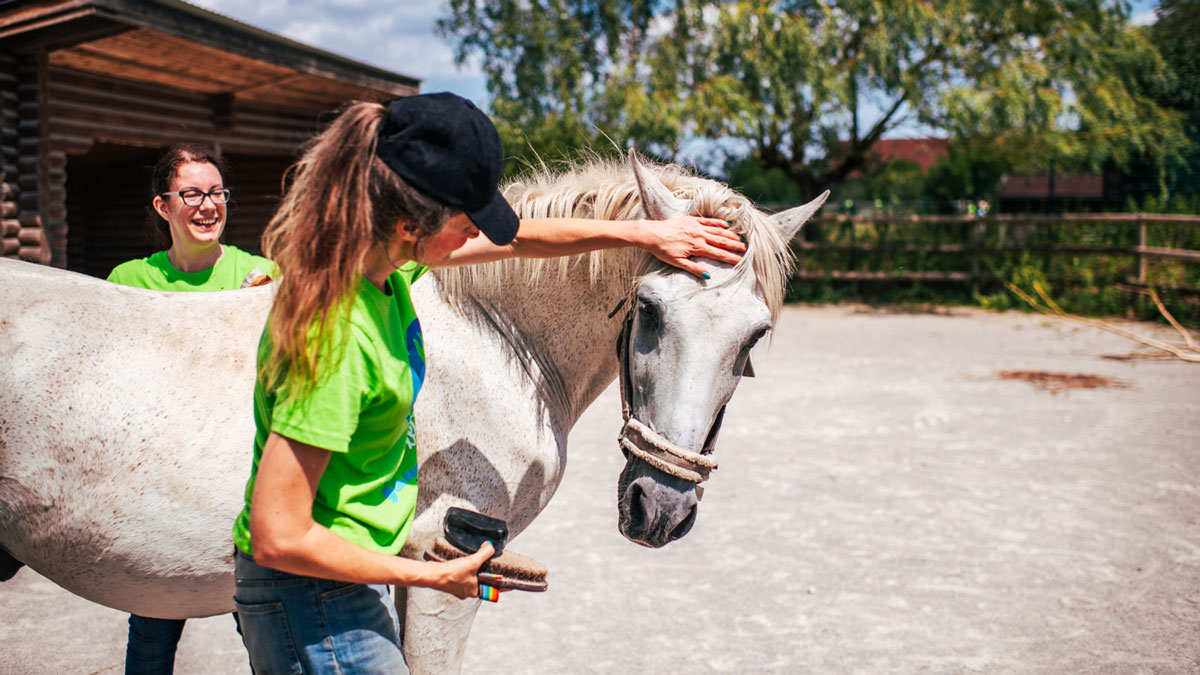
xmin=669 ymin=503 xmax=698 ymax=541
xmin=628 ymin=482 xmax=648 ymax=530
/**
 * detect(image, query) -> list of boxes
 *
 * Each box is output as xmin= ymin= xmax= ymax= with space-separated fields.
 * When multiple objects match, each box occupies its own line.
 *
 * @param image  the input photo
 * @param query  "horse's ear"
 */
xmin=770 ymin=190 xmax=831 ymax=240
xmin=630 ymin=149 xmax=688 ymax=220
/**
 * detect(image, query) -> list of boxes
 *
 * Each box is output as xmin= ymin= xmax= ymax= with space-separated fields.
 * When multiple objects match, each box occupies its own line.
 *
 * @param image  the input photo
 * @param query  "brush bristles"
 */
xmin=429 ymin=537 xmax=548 ymax=585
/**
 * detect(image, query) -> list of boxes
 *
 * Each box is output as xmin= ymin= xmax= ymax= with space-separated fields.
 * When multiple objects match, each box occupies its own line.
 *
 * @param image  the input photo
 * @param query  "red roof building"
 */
xmin=840 ymin=137 xmax=949 ymax=178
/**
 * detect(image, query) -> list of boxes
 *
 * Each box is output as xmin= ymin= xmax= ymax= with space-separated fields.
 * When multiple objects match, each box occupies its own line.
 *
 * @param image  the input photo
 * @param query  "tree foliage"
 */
xmin=1147 ymin=0 xmax=1200 ymax=129
xmin=439 ymin=0 xmax=1189 ymax=193
xmin=1141 ymin=0 xmax=1200 ymax=203
xmin=922 ymin=141 xmax=1011 ymax=206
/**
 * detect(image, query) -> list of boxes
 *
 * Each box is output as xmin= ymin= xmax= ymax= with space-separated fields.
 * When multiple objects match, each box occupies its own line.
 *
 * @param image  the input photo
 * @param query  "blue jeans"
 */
xmin=126 ymin=614 xmax=186 ymax=675
xmin=233 ymin=549 xmax=409 ymax=675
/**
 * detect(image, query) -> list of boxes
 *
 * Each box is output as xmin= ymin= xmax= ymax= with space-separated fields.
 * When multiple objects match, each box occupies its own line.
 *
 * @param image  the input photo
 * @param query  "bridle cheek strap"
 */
xmin=615 ymin=298 xmax=718 ymax=487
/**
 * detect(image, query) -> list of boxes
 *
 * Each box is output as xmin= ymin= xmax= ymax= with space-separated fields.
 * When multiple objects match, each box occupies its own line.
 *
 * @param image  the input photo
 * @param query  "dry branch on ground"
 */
xmin=1004 ymin=282 xmax=1200 ymax=363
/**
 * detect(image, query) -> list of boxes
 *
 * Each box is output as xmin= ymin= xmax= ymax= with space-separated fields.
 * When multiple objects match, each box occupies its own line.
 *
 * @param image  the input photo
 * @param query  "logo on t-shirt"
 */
xmin=406 ymin=318 xmax=425 ymax=396
xmin=383 ymin=465 xmax=418 ymax=503
xmin=382 ymin=414 xmax=420 ymax=503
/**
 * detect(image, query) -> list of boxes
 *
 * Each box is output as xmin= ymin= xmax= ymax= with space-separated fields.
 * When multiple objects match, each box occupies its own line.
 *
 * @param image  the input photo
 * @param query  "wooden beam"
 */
xmin=812 ymin=213 xmax=1200 ymax=226
xmin=1136 ymin=246 xmax=1200 ymax=264
xmin=795 ymin=270 xmax=982 ymax=282
xmin=83 ymin=0 xmax=420 ymax=93
xmin=795 ymin=242 xmax=1137 ymax=256
xmin=4 ymin=1 xmax=419 ymax=105
xmin=0 ymin=12 xmax=133 ymax=52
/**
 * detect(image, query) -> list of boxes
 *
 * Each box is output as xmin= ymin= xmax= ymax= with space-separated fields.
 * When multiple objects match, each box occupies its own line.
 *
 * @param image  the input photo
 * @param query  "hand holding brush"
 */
xmin=424 ymin=508 xmax=549 ymax=601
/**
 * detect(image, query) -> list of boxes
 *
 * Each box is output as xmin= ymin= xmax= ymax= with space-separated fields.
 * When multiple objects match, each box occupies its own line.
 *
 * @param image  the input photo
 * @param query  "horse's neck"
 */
xmin=433 ymin=258 xmax=633 ymax=430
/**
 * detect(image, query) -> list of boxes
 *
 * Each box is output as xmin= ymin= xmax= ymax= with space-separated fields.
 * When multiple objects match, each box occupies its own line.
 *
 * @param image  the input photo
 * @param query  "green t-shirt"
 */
xmin=107 ymin=245 xmax=276 ymax=291
xmin=233 ymin=262 xmax=429 ymax=557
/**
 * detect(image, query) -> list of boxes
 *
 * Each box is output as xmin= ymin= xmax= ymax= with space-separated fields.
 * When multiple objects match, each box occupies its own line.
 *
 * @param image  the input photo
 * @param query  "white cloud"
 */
xmin=1131 ymin=9 xmax=1156 ymax=25
xmin=187 ymin=0 xmax=487 ymax=102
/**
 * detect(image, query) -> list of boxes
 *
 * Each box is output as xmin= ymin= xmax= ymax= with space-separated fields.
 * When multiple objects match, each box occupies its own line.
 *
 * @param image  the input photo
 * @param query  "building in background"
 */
xmin=996 ymin=173 xmax=1113 ymax=213
xmin=1 ymin=0 xmax=418 ymax=277
xmin=847 ymin=138 xmax=949 ymax=177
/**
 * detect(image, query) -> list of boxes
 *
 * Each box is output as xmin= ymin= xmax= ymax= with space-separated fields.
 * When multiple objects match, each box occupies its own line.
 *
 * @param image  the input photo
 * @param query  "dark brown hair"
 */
xmin=259 ymin=101 xmax=457 ymax=399
xmin=145 ymin=143 xmax=232 ymax=248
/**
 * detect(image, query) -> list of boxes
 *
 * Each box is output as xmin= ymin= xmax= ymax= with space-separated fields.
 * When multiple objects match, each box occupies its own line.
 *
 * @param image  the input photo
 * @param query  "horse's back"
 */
xmin=0 ymin=258 xmax=272 ymax=617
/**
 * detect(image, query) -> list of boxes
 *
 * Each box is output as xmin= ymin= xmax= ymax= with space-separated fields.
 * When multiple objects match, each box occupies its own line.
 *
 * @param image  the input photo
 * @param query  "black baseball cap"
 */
xmin=375 ymin=93 xmax=519 ymax=245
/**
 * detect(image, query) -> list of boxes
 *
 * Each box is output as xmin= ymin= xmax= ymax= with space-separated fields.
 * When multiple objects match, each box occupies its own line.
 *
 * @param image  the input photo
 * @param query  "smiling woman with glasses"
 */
xmin=105 ymin=143 xmax=277 ymax=675
xmin=107 ymin=144 xmax=275 ymax=291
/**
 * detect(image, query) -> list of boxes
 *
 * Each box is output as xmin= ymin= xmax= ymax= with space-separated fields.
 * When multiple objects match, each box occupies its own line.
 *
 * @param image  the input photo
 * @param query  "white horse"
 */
xmin=0 ymin=153 xmax=826 ymax=672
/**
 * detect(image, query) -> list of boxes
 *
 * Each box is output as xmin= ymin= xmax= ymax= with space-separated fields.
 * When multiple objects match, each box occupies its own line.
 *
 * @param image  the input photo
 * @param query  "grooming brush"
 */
xmin=423 ymin=507 xmax=548 ymax=592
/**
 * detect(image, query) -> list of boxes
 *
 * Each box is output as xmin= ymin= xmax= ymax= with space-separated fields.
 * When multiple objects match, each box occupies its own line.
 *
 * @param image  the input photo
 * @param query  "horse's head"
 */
xmin=615 ymin=153 xmax=827 ymax=548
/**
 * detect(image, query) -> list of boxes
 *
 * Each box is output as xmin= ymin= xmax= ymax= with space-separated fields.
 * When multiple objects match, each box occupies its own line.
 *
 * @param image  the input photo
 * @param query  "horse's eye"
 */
xmin=637 ymin=299 xmax=661 ymax=330
xmin=733 ymin=327 xmax=768 ymax=377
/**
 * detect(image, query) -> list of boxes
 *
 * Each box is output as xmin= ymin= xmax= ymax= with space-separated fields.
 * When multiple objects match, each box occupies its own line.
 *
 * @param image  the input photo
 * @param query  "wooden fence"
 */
xmin=794 ymin=213 xmax=1200 ymax=294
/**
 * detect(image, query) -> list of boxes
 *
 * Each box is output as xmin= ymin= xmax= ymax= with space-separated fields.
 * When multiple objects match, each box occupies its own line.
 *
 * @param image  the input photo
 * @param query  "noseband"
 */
xmin=613 ymin=296 xmax=719 ymax=486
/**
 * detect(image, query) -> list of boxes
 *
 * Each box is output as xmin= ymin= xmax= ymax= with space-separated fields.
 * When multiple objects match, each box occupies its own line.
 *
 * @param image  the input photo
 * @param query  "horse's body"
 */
xmin=0 ymin=156 xmax=824 ymax=672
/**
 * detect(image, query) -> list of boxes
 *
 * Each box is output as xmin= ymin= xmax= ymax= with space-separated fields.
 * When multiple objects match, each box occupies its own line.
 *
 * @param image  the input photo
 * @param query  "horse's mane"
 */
xmin=434 ymin=156 xmax=794 ymax=322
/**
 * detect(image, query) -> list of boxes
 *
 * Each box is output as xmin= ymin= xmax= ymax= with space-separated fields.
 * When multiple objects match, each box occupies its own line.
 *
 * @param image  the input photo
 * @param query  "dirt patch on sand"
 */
xmin=995 ymin=369 xmax=1132 ymax=394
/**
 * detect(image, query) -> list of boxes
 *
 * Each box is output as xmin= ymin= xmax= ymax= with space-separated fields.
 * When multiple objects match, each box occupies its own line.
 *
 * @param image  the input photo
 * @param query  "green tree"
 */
xmin=440 ymin=0 xmax=1189 ymax=191
xmin=862 ymin=159 xmax=925 ymax=202
xmin=724 ymin=155 xmax=807 ymax=205
xmin=922 ymin=141 xmax=1011 ymax=210
xmin=1140 ymin=0 xmax=1200 ymax=207
xmin=1147 ymin=0 xmax=1199 ymax=130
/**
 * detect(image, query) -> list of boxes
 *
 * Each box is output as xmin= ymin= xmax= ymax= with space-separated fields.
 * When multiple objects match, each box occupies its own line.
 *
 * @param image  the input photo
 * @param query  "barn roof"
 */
xmin=0 ymin=0 xmax=420 ymax=109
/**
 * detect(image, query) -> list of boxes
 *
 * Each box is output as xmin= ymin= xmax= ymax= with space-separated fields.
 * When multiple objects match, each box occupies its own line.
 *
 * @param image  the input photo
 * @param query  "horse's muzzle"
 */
xmin=616 ymin=459 xmax=699 ymax=548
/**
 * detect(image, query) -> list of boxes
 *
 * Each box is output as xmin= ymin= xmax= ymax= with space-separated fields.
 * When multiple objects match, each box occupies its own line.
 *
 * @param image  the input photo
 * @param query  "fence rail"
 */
xmin=794 ymin=213 xmax=1200 ymax=294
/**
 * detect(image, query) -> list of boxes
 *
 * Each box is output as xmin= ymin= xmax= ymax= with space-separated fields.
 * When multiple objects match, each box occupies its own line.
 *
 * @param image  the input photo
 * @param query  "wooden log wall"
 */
xmin=222 ymin=153 xmax=293 ymax=255
xmin=46 ymin=66 xmax=321 ymax=156
xmin=1 ymin=53 xmax=18 ymax=260
xmin=16 ymin=52 xmax=56 ymax=265
xmin=64 ymin=153 xmax=156 ymax=278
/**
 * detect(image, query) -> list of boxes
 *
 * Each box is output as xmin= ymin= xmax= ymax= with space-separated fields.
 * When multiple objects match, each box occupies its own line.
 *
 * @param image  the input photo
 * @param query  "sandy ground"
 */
xmin=1 ymin=305 xmax=1198 ymax=674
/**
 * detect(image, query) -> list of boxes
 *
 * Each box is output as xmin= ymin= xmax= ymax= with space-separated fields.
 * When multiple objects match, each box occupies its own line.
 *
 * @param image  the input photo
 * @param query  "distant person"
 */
xmin=107 ymin=143 xmax=274 ymax=675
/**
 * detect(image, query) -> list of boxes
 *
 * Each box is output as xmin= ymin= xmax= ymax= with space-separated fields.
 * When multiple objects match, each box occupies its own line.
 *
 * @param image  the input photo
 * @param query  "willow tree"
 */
xmin=439 ymin=0 xmax=1188 ymax=190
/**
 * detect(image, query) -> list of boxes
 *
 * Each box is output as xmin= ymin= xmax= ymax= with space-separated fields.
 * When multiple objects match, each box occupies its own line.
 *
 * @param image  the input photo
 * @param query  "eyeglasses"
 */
xmin=161 ymin=188 xmax=232 ymax=206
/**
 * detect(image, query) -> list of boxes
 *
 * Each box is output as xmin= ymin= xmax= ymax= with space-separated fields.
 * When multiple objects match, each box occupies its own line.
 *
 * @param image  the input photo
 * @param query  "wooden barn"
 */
xmin=0 ymin=0 xmax=419 ymax=277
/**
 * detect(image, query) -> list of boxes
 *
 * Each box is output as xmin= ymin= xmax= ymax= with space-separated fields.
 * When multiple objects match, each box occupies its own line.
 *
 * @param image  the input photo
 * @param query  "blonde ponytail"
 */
xmin=260 ymin=101 xmax=455 ymax=400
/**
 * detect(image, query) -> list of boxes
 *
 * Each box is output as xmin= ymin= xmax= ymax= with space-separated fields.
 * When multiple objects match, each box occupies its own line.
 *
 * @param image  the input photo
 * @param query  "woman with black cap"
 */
xmin=230 ymin=93 xmax=744 ymax=673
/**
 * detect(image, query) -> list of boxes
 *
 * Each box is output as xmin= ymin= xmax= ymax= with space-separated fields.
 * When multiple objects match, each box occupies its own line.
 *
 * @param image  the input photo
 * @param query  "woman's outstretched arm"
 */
xmin=444 ymin=216 xmax=745 ymax=278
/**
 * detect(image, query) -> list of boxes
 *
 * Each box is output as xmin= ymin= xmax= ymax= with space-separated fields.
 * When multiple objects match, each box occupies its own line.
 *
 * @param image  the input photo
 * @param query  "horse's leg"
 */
xmin=0 ymin=545 xmax=23 ymax=582
xmin=402 ymin=587 xmax=482 ymax=675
